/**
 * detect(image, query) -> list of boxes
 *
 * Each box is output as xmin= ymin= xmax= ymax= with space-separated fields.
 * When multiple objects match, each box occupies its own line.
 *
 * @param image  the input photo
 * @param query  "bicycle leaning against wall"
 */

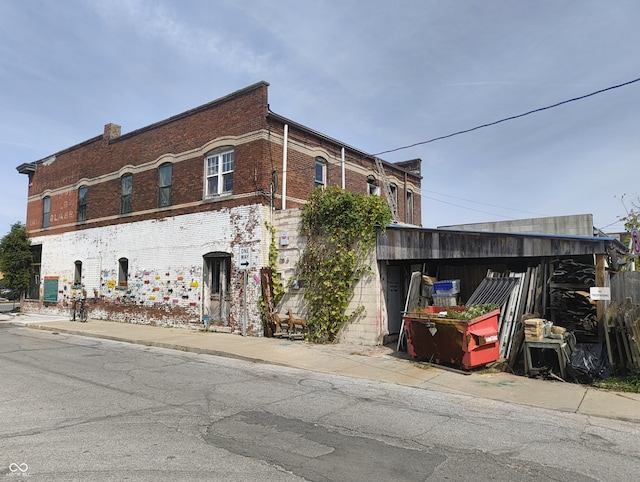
xmin=69 ymin=291 xmax=88 ymax=323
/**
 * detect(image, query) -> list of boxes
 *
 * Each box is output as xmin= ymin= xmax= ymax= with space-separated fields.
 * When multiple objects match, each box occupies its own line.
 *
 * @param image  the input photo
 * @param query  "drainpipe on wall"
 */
xmin=282 ymin=124 xmax=288 ymax=210
xmin=270 ymin=177 xmax=274 ymax=226
xmin=341 ymin=147 xmax=345 ymax=189
xmin=404 ymin=171 xmax=408 ymax=221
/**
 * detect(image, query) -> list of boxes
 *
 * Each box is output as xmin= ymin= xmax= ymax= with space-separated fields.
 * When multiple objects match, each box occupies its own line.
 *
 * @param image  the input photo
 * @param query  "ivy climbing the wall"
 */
xmin=266 ymin=222 xmax=285 ymax=304
xmin=259 ymin=222 xmax=284 ymax=333
xmin=297 ymin=186 xmax=391 ymax=342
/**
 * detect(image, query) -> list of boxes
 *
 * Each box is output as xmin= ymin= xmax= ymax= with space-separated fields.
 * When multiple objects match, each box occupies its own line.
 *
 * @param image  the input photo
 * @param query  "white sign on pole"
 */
xmin=589 ymin=287 xmax=611 ymax=301
xmin=632 ymin=229 xmax=640 ymax=254
xmin=239 ymin=247 xmax=251 ymax=271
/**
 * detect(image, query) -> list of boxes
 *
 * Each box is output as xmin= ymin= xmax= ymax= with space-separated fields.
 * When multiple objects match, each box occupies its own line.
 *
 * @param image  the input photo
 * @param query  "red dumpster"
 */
xmin=403 ymin=307 xmax=500 ymax=370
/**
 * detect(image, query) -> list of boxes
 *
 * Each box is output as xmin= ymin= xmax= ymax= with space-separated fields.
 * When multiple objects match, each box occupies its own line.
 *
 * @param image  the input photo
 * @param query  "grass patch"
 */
xmin=410 ymin=362 xmax=433 ymax=370
xmin=593 ymin=375 xmax=640 ymax=393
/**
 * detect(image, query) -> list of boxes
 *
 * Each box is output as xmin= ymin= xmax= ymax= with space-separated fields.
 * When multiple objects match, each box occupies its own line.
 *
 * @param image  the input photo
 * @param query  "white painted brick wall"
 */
xmin=27 ymin=203 xmax=387 ymax=343
xmin=271 ymin=210 xmax=387 ymax=345
xmin=339 ymin=253 xmax=388 ymax=345
xmin=27 ymin=205 xmax=268 ymax=334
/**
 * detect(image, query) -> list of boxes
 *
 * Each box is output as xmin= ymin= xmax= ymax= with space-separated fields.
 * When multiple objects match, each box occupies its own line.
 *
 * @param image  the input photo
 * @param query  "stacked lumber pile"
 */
xmin=524 ymin=318 xmax=544 ymax=341
xmin=605 ymin=299 xmax=640 ymax=374
xmin=549 ymin=289 xmax=597 ymax=332
xmin=549 ymin=259 xmax=595 ymax=285
xmin=549 ymin=259 xmax=597 ymax=338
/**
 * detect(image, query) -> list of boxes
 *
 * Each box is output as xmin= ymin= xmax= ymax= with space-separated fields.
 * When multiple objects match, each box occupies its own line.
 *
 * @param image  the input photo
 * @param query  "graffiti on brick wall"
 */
xmin=97 ymin=267 xmax=202 ymax=310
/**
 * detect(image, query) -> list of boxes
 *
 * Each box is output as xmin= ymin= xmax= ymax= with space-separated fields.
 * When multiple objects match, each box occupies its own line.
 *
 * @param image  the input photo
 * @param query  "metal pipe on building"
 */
xmin=341 ymin=147 xmax=345 ymax=189
xmin=282 ymin=124 xmax=288 ymax=210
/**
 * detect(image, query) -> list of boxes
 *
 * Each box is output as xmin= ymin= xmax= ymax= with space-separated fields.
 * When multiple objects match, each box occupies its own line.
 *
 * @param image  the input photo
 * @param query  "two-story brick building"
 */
xmin=16 ymin=81 xmax=422 ymax=343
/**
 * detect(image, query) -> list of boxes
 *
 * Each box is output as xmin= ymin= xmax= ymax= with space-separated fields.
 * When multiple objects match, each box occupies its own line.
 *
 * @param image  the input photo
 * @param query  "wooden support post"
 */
xmin=595 ymin=254 xmax=605 ymax=343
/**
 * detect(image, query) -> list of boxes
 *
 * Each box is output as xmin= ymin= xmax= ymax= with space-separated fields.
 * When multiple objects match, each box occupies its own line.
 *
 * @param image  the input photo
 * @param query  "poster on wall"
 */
xmin=43 ymin=277 xmax=59 ymax=302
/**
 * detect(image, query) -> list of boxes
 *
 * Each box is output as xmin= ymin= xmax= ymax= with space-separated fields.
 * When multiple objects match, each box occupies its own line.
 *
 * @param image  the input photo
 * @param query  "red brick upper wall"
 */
xmin=27 ymin=82 xmax=270 ymax=196
xmin=20 ymin=81 xmax=423 ymax=232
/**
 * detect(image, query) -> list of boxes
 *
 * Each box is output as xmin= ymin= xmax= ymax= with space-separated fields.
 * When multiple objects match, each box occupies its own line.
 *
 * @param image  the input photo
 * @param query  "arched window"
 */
xmin=205 ymin=147 xmax=234 ymax=197
xmin=390 ymin=183 xmax=398 ymax=207
xmin=42 ymin=196 xmax=50 ymax=228
xmin=121 ymin=174 xmax=132 ymax=214
xmin=118 ymin=258 xmax=129 ymax=288
xmin=406 ymin=190 xmax=414 ymax=225
xmin=77 ymin=186 xmax=88 ymax=222
xmin=74 ymin=260 xmax=82 ymax=288
xmin=367 ymin=175 xmax=381 ymax=196
xmin=158 ymin=163 xmax=172 ymax=208
xmin=315 ymin=157 xmax=326 ymax=187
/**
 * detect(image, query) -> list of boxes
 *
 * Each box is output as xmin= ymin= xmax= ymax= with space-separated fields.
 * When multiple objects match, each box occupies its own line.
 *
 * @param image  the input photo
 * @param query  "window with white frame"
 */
xmin=206 ymin=148 xmax=234 ymax=197
xmin=367 ymin=175 xmax=381 ymax=196
xmin=315 ymin=157 xmax=326 ymax=187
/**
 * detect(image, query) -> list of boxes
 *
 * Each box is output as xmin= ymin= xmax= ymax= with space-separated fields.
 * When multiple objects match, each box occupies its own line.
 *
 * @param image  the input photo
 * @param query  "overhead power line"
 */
xmin=373 ymin=76 xmax=640 ymax=156
xmin=424 ymin=189 xmax=546 ymax=217
xmin=422 ymin=194 xmax=515 ymax=220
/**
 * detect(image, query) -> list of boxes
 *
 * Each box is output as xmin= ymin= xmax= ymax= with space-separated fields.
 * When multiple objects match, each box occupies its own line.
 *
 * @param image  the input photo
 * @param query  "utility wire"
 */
xmin=424 ymin=189 xmax=546 ymax=217
xmin=373 ymin=76 xmax=640 ymax=156
xmin=597 ymin=219 xmax=625 ymax=231
xmin=273 ymin=77 xmax=640 ymax=219
xmin=422 ymin=194 xmax=515 ymax=220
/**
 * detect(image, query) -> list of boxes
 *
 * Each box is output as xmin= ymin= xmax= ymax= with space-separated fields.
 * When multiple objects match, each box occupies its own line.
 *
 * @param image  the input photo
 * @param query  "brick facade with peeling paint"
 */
xmin=17 ymin=81 xmax=421 ymax=342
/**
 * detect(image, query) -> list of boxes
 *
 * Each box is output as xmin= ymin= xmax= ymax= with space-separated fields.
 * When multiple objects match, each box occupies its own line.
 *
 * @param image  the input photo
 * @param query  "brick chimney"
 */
xmin=103 ymin=123 xmax=121 ymax=142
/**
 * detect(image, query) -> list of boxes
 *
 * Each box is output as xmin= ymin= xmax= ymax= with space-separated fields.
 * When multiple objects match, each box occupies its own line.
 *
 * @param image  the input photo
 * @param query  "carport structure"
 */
xmin=377 ymin=225 xmax=628 ymax=341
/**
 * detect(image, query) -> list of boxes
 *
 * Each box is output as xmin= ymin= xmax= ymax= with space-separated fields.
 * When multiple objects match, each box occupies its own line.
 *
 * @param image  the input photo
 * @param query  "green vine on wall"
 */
xmin=267 ymin=222 xmax=285 ymax=304
xmin=259 ymin=222 xmax=284 ymax=330
xmin=297 ymin=186 xmax=391 ymax=342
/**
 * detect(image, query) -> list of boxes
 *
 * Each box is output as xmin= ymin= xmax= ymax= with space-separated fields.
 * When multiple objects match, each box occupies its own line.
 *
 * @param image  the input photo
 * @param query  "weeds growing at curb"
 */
xmin=594 ymin=375 xmax=640 ymax=393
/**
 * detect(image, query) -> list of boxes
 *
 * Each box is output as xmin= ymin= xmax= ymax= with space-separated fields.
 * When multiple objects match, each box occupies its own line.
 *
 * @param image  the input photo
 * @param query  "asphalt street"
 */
xmin=2 ymin=324 xmax=640 ymax=481
xmin=0 ymin=303 xmax=17 ymax=314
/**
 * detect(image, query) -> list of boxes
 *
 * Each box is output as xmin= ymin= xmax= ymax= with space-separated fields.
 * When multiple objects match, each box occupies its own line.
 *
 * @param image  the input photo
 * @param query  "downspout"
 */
xmin=270 ymin=176 xmax=274 ymax=226
xmin=282 ymin=124 xmax=288 ymax=210
xmin=404 ymin=171 xmax=408 ymax=222
xmin=341 ymin=147 xmax=345 ymax=189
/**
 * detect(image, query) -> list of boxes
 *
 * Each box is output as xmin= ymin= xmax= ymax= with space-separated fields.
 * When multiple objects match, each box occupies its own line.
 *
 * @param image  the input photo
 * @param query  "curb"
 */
xmin=26 ymin=323 xmax=284 ymax=367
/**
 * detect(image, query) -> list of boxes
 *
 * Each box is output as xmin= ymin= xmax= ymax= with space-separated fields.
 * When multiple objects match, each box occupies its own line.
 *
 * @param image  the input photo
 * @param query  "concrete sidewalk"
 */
xmin=4 ymin=312 xmax=640 ymax=423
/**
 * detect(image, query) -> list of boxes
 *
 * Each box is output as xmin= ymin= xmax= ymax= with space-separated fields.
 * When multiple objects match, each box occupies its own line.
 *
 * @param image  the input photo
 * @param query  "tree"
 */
xmin=618 ymin=194 xmax=640 ymax=270
xmin=0 ymin=223 xmax=32 ymax=300
xmin=619 ymin=194 xmax=640 ymax=231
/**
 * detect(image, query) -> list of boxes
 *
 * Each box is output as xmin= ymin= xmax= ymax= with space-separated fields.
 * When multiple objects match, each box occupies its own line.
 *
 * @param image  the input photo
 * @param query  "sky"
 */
xmin=1 ymin=0 xmax=639 ymax=237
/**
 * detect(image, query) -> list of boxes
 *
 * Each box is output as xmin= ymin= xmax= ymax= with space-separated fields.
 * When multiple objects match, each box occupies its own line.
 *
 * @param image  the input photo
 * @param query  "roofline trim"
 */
xmin=267 ymin=110 xmax=422 ymax=178
xmin=385 ymin=224 xmax=628 ymax=251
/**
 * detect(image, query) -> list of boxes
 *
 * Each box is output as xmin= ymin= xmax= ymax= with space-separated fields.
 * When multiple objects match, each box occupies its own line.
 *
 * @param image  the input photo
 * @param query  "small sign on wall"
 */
xmin=590 ymin=287 xmax=611 ymax=301
xmin=632 ymin=229 xmax=640 ymax=254
xmin=239 ymin=246 xmax=251 ymax=271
